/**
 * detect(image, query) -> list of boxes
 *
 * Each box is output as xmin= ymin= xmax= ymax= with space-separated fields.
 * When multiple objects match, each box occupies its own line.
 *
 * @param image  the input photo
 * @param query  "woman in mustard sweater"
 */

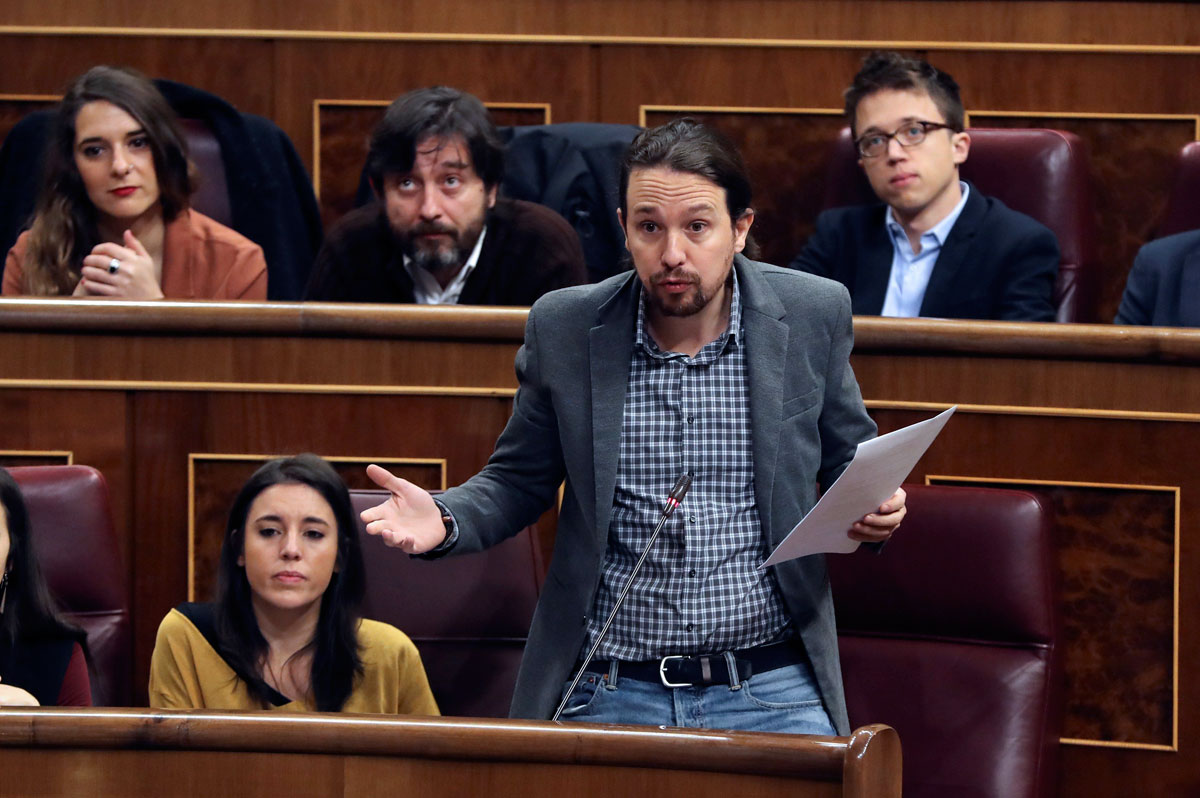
xmin=149 ymin=454 xmax=437 ymax=714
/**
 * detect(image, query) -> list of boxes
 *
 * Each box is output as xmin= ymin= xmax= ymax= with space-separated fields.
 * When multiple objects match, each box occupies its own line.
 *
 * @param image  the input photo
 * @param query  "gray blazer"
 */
xmin=438 ymin=255 xmax=876 ymax=734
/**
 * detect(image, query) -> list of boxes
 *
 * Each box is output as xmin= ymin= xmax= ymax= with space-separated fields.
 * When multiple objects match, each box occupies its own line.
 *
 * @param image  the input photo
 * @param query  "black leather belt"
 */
xmin=586 ymin=640 xmax=806 ymax=688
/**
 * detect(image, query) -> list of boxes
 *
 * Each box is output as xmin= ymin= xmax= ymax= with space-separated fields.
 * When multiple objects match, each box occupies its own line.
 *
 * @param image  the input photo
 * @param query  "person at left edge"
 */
xmin=149 ymin=455 xmax=438 ymax=714
xmin=304 ymin=86 xmax=587 ymax=305
xmin=0 ymin=466 xmax=92 ymax=707
xmin=2 ymin=65 xmax=267 ymax=300
xmin=359 ymin=119 xmax=904 ymax=735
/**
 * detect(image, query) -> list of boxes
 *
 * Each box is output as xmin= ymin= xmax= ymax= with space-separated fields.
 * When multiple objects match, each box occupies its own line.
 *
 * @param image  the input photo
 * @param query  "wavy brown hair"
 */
xmin=22 ymin=65 xmax=194 ymax=295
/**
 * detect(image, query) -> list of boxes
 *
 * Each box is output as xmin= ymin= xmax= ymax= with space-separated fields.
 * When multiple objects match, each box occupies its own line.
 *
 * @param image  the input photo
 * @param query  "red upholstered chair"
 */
xmin=828 ymin=483 xmax=1063 ymax=798
xmin=176 ymin=117 xmax=233 ymax=228
xmin=821 ymin=127 xmax=1099 ymax=322
xmin=9 ymin=465 xmax=131 ymax=707
xmin=1156 ymin=141 xmax=1200 ymax=238
xmin=350 ymin=490 xmax=544 ymax=718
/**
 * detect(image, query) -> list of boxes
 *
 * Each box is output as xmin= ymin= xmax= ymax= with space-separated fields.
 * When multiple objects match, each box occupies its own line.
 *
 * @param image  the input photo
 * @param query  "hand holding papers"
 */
xmin=762 ymin=406 xmax=956 ymax=566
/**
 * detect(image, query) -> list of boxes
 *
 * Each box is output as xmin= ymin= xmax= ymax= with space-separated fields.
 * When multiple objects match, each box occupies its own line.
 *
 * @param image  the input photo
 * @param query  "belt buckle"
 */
xmin=659 ymin=655 xmax=692 ymax=688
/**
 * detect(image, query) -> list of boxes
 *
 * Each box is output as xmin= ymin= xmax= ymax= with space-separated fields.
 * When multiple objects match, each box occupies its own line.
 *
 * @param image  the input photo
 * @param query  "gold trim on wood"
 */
xmin=0 ymin=93 xmax=60 ymax=103
xmin=312 ymin=99 xmax=551 ymax=200
xmin=925 ymin=474 xmax=1180 ymax=493
xmin=926 ymin=474 xmax=1180 ymax=753
xmin=638 ymin=104 xmax=842 ymax=127
xmin=4 ymin=26 xmax=1200 ymax=55
xmin=1057 ymin=738 xmax=1176 ymax=752
xmin=866 ymin=400 xmax=1200 ymax=424
xmin=966 ymin=110 xmax=1200 ymax=141
xmin=0 ymin=449 xmax=73 ymax=463
xmin=0 ymin=378 xmax=517 ymax=397
xmin=187 ymin=453 xmax=447 ymax=600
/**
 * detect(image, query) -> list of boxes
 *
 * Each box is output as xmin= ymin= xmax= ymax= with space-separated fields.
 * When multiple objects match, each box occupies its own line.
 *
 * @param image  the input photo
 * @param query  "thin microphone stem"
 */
xmin=552 ymin=472 xmax=691 ymax=722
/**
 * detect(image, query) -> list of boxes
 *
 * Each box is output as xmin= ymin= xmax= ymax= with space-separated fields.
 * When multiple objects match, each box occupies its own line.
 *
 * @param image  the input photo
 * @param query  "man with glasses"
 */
xmin=790 ymin=51 xmax=1058 ymax=321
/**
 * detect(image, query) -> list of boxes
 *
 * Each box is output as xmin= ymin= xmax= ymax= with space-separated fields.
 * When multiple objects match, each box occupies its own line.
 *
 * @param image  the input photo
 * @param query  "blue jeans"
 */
xmin=558 ymin=656 xmax=837 ymax=735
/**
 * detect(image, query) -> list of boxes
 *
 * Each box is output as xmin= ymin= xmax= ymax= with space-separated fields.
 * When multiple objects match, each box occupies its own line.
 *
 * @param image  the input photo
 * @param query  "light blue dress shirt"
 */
xmin=880 ymin=182 xmax=970 ymax=318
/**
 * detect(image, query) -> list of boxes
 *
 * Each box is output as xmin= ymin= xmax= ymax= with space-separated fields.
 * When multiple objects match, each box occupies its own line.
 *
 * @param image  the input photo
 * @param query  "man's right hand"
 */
xmin=361 ymin=464 xmax=448 ymax=554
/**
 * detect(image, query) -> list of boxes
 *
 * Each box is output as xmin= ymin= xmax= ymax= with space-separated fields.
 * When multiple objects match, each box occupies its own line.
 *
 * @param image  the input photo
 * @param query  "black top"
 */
xmin=789 ymin=183 xmax=1059 ymax=321
xmin=175 ymin=601 xmax=292 ymax=707
xmin=304 ymin=198 xmax=588 ymax=304
xmin=0 ymin=632 xmax=78 ymax=706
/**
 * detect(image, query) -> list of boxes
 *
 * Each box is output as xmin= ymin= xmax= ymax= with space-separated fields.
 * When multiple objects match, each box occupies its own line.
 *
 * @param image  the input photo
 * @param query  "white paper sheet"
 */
xmin=761 ymin=406 xmax=956 ymax=566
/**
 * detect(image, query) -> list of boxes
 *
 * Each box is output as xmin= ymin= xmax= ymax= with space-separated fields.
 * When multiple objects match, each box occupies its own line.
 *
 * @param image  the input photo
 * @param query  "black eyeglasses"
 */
xmin=854 ymin=121 xmax=957 ymax=159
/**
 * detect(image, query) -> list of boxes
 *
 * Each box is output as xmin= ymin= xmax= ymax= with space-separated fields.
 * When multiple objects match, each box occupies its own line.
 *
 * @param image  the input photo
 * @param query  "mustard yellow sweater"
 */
xmin=149 ymin=604 xmax=439 ymax=715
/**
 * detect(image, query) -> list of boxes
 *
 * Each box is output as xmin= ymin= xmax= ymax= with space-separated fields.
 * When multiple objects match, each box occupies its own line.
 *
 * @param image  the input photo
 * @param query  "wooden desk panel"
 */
xmin=0 ymin=302 xmax=1198 ymax=795
xmin=0 ymin=710 xmax=900 ymax=798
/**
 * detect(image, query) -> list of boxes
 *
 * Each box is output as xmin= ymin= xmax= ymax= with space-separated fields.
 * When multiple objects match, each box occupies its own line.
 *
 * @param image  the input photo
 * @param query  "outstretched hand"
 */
xmin=849 ymin=487 xmax=906 ymax=544
xmin=360 ymin=464 xmax=448 ymax=554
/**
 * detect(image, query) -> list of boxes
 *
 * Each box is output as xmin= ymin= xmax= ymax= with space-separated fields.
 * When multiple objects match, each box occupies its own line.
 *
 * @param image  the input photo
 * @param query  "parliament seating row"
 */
xmin=2 ymin=75 xmax=1200 ymax=320
xmin=13 ymin=465 xmax=1063 ymax=798
xmin=0 ymin=79 xmax=324 ymax=301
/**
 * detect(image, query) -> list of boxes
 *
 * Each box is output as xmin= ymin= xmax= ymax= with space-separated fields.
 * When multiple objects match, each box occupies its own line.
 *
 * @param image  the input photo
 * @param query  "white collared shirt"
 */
xmin=880 ymin=182 xmax=970 ymax=318
xmin=403 ymin=226 xmax=488 ymax=305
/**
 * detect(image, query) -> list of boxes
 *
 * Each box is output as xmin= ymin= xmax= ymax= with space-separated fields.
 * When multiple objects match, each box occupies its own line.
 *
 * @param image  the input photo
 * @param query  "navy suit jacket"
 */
xmin=789 ymin=185 xmax=1059 ymax=321
xmin=435 ymin=256 xmax=876 ymax=734
xmin=1115 ymin=229 xmax=1200 ymax=327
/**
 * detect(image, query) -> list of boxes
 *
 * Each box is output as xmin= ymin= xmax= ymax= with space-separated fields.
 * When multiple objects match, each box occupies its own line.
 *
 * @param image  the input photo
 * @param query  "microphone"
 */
xmin=551 ymin=471 xmax=692 ymax=722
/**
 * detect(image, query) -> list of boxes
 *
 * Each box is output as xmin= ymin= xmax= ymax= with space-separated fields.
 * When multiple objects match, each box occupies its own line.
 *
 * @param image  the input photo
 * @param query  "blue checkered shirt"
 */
xmin=585 ymin=274 xmax=793 ymax=661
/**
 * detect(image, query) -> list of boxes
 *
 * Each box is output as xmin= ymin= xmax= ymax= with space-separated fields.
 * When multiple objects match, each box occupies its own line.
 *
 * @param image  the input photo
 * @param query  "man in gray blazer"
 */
xmin=362 ymin=119 xmax=906 ymax=735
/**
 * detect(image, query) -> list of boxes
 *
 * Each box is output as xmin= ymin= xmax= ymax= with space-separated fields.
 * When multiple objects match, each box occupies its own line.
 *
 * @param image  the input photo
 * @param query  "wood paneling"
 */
xmin=126 ymin=387 xmax=518 ymax=696
xmin=273 ymin=39 xmax=595 ymax=184
xmin=4 ymin=1 xmax=1200 ymax=46
xmin=188 ymin=455 xmax=444 ymax=602
xmin=2 ymin=30 xmax=1199 ymax=309
xmin=2 ymin=303 xmax=1200 ymax=796
xmin=0 ymin=389 xmax=131 ymax=568
xmin=2 ymin=3 xmax=1200 ymax=789
xmin=841 ymin=325 xmax=1200 ymax=797
xmin=0 ymin=710 xmax=901 ymax=798
xmin=0 ymin=451 xmax=71 ymax=467
xmin=968 ymin=114 xmax=1198 ymax=321
xmin=930 ymin=476 xmax=1176 ymax=747
xmin=0 ymin=35 xmax=275 ymax=118
xmin=643 ymin=108 xmax=845 ymax=270
xmin=0 ymin=96 xmax=55 ymax=148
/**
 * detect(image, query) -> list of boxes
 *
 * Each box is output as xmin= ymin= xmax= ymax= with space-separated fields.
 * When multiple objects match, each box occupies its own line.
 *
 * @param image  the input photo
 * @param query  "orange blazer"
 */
xmin=3 ymin=209 xmax=267 ymax=300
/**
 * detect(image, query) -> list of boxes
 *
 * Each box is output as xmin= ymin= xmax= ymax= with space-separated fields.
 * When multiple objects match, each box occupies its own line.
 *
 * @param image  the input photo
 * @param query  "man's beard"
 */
xmin=643 ymin=264 xmax=733 ymax=317
xmin=397 ymin=220 xmax=484 ymax=282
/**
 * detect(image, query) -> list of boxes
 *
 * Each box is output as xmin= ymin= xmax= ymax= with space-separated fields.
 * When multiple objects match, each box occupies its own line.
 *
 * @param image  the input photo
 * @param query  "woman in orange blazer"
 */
xmin=2 ymin=65 xmax=266 ymax=300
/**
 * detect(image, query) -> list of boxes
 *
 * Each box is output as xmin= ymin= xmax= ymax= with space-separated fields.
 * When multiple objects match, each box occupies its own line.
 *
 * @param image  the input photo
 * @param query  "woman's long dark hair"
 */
xmin=0 ymin=467 xmax=85 ymax=645
xmin=23 ymin=65 xmax=194 ymax=295
xmin=214 ymin=454 xmax=366 ymax=711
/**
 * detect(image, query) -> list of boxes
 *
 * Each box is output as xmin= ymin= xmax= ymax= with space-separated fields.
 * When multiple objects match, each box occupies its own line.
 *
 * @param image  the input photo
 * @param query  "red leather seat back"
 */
xmin=178 ymin=117 xmax=233 ymax=227
xmin=351 ymin=490 xmax=543 ymax=718
xmin=821 ymin=127 xmax=1098 ymax=322
xmin=1157 ymin=141 xmax=1200 ymax=238
xmin=9 ymin=465 xmax=131 ymax=706
xmin=829 ymin=483 xmax=1063 ymax=798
